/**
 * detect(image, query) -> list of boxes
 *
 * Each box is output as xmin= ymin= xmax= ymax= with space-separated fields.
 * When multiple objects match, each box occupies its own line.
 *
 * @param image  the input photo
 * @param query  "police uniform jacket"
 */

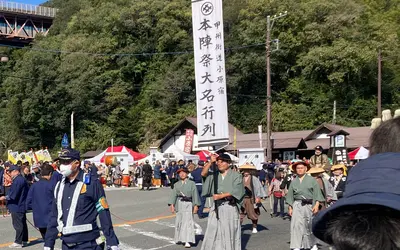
xmin=190 ymin=168 xmax=203 ymax=184
xmin=26 ymin=178 xmax=56 ymax=228
xmin=6 ymin=174 xmax=29 ymax=213
xmin=45 ymin=170 xmax=119 ymax=248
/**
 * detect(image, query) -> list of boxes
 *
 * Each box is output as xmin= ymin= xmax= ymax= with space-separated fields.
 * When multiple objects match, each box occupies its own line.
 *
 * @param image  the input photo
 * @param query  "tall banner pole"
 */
xmin=192 ymin=0 xmax=229 ymax=148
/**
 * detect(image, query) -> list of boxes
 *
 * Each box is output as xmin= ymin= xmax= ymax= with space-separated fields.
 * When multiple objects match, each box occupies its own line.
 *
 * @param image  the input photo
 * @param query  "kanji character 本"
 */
xmin=214 ymin=21 xmax=221 ymax=29
xmin=202 ymin=106 xmax=215 ymax=119
xmin=201 ymin=72 xmax=214 ymax=84
xmin=217 ymin=65 xmax=224 ymax=73
xmin=200 ymin=89 xmax=215 ymax=102
xmin=216 ymin=54 xmax=222 ymax=62
xmin=216 ymin=32 xmax=222 ymax=40
xmin=199 ymin=54 xmax=213 ymax=67
xmin=201 ymin=123 xmax=216 ymax=137
xmin=218 ymin=87 xmax=225 ymax=94
xmin=215 ymin=44 xmax=222 ymax=50
xmin=217 ymin=76 xmax=224 ymax=83
xmin=198 ymin=18 xmax=212 ymax=31
xmin=199 ymin=35 xmax=212 ymax=49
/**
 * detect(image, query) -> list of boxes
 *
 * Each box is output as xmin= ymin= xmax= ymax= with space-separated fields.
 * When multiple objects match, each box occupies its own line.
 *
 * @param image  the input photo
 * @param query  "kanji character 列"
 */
xmin=201 ymin=123 xmax=216 ymax=137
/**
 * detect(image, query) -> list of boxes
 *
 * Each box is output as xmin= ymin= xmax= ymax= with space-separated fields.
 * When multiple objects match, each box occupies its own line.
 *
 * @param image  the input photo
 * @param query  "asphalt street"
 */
xmin=0 ymin=186 xmax=329 ymax=250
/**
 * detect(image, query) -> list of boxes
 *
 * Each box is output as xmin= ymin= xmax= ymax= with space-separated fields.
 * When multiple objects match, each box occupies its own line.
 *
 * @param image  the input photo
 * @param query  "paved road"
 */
xmin=0 ymin=186 xmax=304 ymax=250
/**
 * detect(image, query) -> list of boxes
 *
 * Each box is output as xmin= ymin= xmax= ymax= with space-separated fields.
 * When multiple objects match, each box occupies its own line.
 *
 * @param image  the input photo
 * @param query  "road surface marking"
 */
xmin=0 ymin=215 xmax=176 ymax=248
xmin=149 ymin=220 xmax=175 ymax=228
xmin=120 ymin=224 xmax=175 ymax=243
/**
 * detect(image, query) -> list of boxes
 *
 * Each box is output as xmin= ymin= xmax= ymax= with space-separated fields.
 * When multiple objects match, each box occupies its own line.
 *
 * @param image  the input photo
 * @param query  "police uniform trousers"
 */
xmin=11 ymin=212 xmax=28 ymax=244
xmin=195 ymin=185 xmax=206 ymax=217
xmin=290 ymin=201 xmax=314 ymax=249
xmin=62 ymin=240 xmax=104 ymax=250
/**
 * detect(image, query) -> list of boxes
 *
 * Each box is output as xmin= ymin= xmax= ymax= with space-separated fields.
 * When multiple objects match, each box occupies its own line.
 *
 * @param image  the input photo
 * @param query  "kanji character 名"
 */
xmin=214 ymin=21 xmax=221 ymax=29
xmin=200 ymin=89 xmax=215 ymax=102
xmin=202 ymin=106 xmax=215 ymax=120
xmin=201 ymin=123 xmax=216 ymax=137
xmin=199 ymin=54 xmax=213 ymax=67
xmin=215 ymin=44 xmax=222 ymax=50
xmin=216 ymin=76 xmax=224 ymax=83
xmin=201 ymin=72 xmax=214 ymax=84
xmin=198 ymin=18 xmax=212 ymax=31
xmin=218 ymin=87 xmax=225 ymax=94
xmin=199 ymin=35 xmax=212 ymax=50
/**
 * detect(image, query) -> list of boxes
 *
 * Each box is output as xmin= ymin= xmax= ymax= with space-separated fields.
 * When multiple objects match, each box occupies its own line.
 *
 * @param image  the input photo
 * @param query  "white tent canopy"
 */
xmin=351 ymin=146 xmax=369 ymax=160
xmin=164 ymin=145 xmax=200 ymax=163
xmin=137 ymin=151 xmax=165 ymax=164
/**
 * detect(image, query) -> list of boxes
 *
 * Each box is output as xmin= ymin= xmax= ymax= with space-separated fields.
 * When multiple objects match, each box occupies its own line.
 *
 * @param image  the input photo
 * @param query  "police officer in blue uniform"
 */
xmin=26 ymin=163 xmax=57 ymax=239
xmin=190 ymin=160 xmax=207 ymax=218
xmin=44 ymin=148 xmax=119 ymax=250
xmin=0 ymin=165 xmax=29 ymax=248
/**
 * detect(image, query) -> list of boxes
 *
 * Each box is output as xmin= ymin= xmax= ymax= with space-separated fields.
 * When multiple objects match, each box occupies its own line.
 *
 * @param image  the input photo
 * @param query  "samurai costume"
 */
xmin=168 ymin=177 xmax=201 ymax=246
xmin=200 ymin=169 xmax=245 ymax=250
xmin=239 ymin=165 xmax=267 ymax=233
xmin=285 ymin=174 xmax=325 ymax=249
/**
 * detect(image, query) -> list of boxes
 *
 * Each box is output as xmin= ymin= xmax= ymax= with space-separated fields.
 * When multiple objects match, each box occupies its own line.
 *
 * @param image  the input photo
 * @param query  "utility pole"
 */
xmin=266 ymin=11 xmax=287 ymax=161
xmin=378 ymin=50 xmax=382 ymax=118
xmin=333 ymin=100 xmax=337 ymax=124
xmin=71 ymin=112 xmax=75 ymax=148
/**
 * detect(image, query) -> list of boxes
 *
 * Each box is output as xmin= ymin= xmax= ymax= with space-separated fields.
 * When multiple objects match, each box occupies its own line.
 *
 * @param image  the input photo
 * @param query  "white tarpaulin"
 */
xmin=192 ymin=0 xmax=229 ymax=147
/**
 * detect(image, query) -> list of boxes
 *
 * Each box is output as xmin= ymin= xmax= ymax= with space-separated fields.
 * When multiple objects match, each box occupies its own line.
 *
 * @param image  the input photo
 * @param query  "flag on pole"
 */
xmin=7 ymin=150 xmax=18 ymax=164
xmin=192 ymin=0 xmax=229 ymax=147
xmin=61 ymin=133 xmax=69 ymax=148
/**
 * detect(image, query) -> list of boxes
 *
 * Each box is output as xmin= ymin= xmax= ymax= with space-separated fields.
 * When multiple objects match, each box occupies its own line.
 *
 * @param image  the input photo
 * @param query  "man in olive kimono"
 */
xmin=238 ymin=164 xmax=267 ymax=234
xmin=168 ymin=168 xmax=201 ymax=248
xmin=201 ymin=154 xmax=245 ymax=250
xmin=285 ymin=161 xmax=325 ymax=250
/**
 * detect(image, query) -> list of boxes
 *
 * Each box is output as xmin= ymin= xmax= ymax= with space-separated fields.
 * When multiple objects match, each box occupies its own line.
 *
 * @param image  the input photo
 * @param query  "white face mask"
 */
xmin=60 ymin=164 xmax=73 ymax=177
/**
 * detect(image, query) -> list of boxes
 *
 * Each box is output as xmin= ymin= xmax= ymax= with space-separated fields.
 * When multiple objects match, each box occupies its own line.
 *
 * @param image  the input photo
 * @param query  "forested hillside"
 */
xmin=0 ymin=0 xmax=398 ymax=153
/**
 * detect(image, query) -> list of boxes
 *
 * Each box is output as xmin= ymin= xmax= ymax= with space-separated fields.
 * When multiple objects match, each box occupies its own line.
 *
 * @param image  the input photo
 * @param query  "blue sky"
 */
xmin=12 ymin=0 xmax=46 ymax=5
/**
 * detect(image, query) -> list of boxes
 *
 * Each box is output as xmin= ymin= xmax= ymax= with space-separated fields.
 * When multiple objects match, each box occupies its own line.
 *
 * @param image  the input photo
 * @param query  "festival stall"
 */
xmin=164 ymin=145 xmax=199 ymax=163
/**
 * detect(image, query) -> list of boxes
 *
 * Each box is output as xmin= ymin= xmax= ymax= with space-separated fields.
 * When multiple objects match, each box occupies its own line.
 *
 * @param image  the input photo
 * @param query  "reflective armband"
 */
xmin=96 ymin=196 xmax=109 ymax=213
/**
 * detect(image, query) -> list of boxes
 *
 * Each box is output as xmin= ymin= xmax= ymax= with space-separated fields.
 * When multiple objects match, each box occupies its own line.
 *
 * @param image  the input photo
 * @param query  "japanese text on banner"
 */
xmin=192 ymin=0 xmax=229 ymax=147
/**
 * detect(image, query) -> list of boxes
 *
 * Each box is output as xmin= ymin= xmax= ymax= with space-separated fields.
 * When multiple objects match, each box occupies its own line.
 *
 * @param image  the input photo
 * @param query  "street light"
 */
xmin=266 ymin=11 xmax=287 ymax=161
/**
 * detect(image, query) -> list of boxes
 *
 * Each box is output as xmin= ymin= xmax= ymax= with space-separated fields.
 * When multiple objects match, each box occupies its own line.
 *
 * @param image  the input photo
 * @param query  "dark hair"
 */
xmin=324 ymin=205 xmax=400 ymax=250
xmin=369 ymin=117 xmax=400 ymax=156
xmin=41 ymin=163 xmax=54 ymax=176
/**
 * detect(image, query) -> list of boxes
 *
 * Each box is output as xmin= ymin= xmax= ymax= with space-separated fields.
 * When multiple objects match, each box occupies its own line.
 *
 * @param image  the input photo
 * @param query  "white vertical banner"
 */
xmin=192 ymin=0 xmax=229 ymax=147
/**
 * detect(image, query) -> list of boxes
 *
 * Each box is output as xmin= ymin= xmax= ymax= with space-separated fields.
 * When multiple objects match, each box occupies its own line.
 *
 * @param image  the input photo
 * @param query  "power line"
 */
xmin=0 ymin=43 xmax=266 ymax=57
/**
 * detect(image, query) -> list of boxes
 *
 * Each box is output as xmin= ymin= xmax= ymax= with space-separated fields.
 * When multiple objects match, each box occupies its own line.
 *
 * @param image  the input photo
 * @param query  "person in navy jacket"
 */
xmin=26 ymin=163 xmax=56 ymax=239
xmin=190 ymin=160 xmax=207 ymax=218
xmin=0 ymin=165 xmax=29 ymax=248
xmin=44 ymin=148 xmax=119 ymax=250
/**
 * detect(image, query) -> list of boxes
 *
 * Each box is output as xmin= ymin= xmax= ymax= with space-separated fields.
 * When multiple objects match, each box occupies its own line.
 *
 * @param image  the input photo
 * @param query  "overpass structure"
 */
xmin=0 ymin=1 xmax=57 ymax=45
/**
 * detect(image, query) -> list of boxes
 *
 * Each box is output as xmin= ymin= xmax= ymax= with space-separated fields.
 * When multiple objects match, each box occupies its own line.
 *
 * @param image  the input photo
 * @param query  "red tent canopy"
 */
xmin=196 ymin=150 xmax=212 ymax=161
xmin=99 ymin=146 xmax=147 ymax=163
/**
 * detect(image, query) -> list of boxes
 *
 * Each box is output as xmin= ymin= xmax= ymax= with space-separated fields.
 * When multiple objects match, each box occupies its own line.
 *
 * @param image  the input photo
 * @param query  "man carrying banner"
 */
xmin=200 ymin=154 xmax=245 ymax=250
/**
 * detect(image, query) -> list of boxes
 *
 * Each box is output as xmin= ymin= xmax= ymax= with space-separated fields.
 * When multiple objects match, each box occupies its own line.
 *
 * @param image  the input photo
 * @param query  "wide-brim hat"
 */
xmin=291 ymin=161 xmax=311 ymax=172
xmin=176 ymin=168 xmax=189 ymax=174
xmin=239 ymin=164 xmax=256 ymax=170
xmin=307 ymin=167 xmax=325 ymax=174
xmin=312 ymin=153 xmax=400 ymax=244
xmin=331 ymin=164 xmax=346 ymax=171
